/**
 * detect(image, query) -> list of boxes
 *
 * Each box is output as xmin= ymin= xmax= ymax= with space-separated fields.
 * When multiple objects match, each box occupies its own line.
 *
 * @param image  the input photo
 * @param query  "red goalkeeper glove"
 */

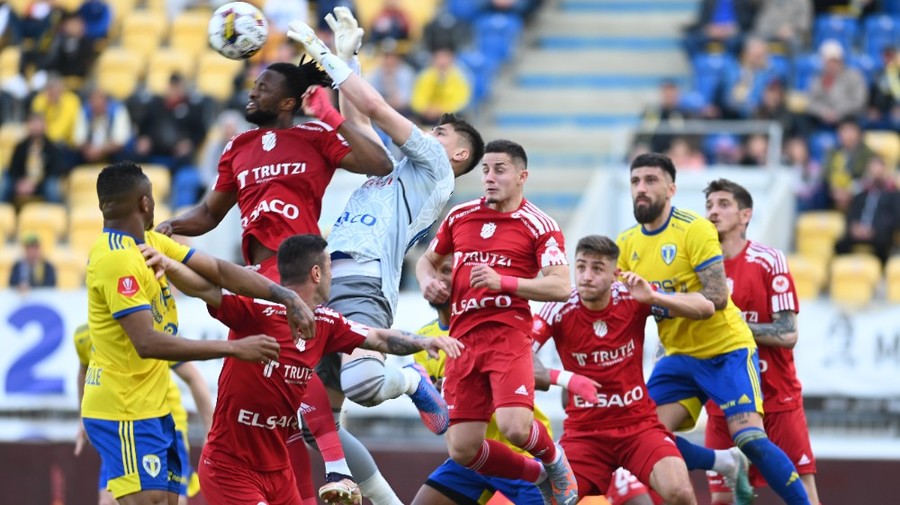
xmin=550 ymin=369 xmax=601 ymax=404
xmin=302 ymin=86 xmax=345 ymax=130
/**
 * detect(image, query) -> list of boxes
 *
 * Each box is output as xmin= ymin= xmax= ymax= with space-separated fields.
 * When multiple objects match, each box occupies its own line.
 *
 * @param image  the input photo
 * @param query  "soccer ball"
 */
xmin=208 ymin=2 xmax=269 ymax=60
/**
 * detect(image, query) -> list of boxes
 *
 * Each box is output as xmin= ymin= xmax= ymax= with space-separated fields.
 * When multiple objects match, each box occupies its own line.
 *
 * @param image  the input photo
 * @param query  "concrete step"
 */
xmin=514 ymin=49 xmax=689 ymax=77
xmin=533 ymin=10 xmax=695 ymax=38
xmin=557 ymin=0 xmax=697 ymax=13
xmin=491 ymin=88 xmax=660 ymax=115
xmin=476 ymin=126 xmax=628 ymax=162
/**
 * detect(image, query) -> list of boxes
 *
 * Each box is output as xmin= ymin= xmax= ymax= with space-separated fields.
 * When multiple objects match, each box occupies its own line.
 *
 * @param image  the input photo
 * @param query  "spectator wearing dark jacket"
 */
xmin=8 ymin=234 xmax=57 ymax=291
xmin=683 ymin=0 xmax=758 ymax=57
xmin=0 ymin=113 xmax=65 ymax=204
xmin=835 ymin=156 xmax=900 ymax=264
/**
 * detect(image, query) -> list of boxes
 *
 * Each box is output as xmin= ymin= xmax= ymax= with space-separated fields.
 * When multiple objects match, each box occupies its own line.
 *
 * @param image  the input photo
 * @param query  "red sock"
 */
xmin=303 ymin=374 xmax=345 ymax=464
xmin=520 ymin=420 xmax=558 ymax=464
xmin=288 ymin=435 xmax=314 ymax=499
xmin=465 ymin=439 xmax=543 ymax=482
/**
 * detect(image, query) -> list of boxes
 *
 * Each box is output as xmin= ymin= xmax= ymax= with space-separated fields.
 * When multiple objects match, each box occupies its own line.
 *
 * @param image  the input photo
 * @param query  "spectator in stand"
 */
xmin=824 ymin=117 xmax=877 ymax=211
xmin=0 ymin=113 xmax=65 ymax=204
xmin=410 ymin=48 xmax=472 ymax=124
xmin=683 ymin=0 xmax=758 ymax=57
xmin=422 ymin=10 xmax=472 ymax=54
xmin=725 ymin=37 xmax=782 ymax=118
xmin=30 ymin=73 xmax=81 ymax=149
xmin=72 ymin=87 xmax=131 ymax=165
xmin=131 ymin=73 xmax=206 ymax=208
xmin=635 ymin=79 xmax=691 ymax=153
xmin=739 ymin=133 xmax=769 ymax=166
xmin=752 ymin=0 xmax=812 ymax=52
xmin=8 ymin=234 xmax=56 ymax=291
xmin=783 ymin=136 xmax=830 ymax=212
xmin=76 ymin=0 xmax=110 ymax=45
xmin=369 ymin=39 xmax=416 ymax=119
xmin=710 ymin=133 xmax=744 ymax=165
xmin=369 ymin=0 xmax=411 ymax=44
xmin=806 ymin=39 xmax=868 ymax=128
xmin=666 ymin=136 xmax=707 ymax=171
xmin=17 ymin=0 xmax=56 ymax=75
xmin=834 ymin=156 xmax=900 ymax=264
xmin=752 ymin=78 xmax=802 ymax=137
xmin=866 ymin=49 xmax=899 ymax=130
xmin=0 ymin=1 xmax=21 ymax=49
xmin=39 ymin=12 xmax=94 ymax=89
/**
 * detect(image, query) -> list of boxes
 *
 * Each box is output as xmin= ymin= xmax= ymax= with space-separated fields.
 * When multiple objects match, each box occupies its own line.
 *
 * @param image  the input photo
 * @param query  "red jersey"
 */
xmin=532 ymin=284 xmax=656 ymax=431
xmin=709 ymin=240 xmax=802 ymax=415
xmin=213 ymin=122 xmax=351 ymax=263
xmin=204 ymin=295 xmax=367 ymax=471
xmin=430 ymin=197 xmax=567 ymax=340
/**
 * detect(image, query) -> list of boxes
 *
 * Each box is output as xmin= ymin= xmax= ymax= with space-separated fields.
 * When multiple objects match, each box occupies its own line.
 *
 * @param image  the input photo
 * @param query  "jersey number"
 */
xmin=6 ymin=304 xmax=65 ymax=394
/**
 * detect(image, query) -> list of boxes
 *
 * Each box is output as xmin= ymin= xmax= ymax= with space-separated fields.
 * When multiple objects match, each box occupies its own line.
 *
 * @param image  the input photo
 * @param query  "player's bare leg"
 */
xmin=116 ymin=490 xmax=177 ymax=505
xmin=656 ymin=402 xmax=692 ymax=431
xmin=411 ymin=484 xmax=463 ymax=505
xmin=98 ymin=490 xmax=117 ymax=505
xmin=647 ymin=456 xmax=696 ymax=505
xmin=801 ymin=474 xmax=819 ymax=504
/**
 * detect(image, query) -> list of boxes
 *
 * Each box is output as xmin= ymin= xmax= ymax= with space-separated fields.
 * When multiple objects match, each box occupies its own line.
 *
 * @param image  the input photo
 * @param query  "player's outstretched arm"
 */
xmin=156 ymin=190 xmax=237 ymax=237
xmin=747 ymin=310 xmax=798 ymax=349
xmin=361 ymin=328 xmax=464 ymax=358
xmin=533 ymin=352 xmax=551 ymax=391
xmin=470 ymin=264 xmax=571 ymax=302
xmin=173 ymin=362 xmax=214 ymax=434
xmin=74 ymin=363 xmax=88 ymax=456
xmin=694 ymin=259 xmax=730 ymax=311
xmin=142 ymin=244 xmax=223 ymax=307
xmin=288 ymin=19 xmax=415 ymax=147
xmin=620 ymin=271 xmax=715 ymax=319
xmin=416 ymin=249 xmax=451 ymax=305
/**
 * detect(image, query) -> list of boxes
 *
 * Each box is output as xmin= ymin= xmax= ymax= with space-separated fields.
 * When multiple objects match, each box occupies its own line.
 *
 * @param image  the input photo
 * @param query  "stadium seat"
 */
xmin=0 ymin=122 xmax=26 ymax=171
xmin=458 ymin=49 xmax=497 ymax=106
xmin=795 ymin=210 xmax=845 ymax=263
xmin=691 ymin=52 xmax=737 ymax=107
xmin=473 ymin=13 xmax=524 ymax=66
xmin=786 ymin=254 xmax=825 ymax=299
xmin=0 ymin=203 xmax=15 ymax=243
xmin=196 ymin=51 xmax=244 ymax=100
xmin=863 ymin=15 xmax=899 ymax=61
xmin=0 ymin=46 xmax=20 ymax=82
xmin=120 ymin=10 xmax=169 ymax=61
xmin=95 ymin=47 xmax=143 ymax=100
xmin=155 ymin=203 xmax=173 ymax=224
xmin=813 ymin=15 xmax=859 ymax=54
xmin=829 ymin=253 xmax=882 ymax=307
xmin=105 ymin=0 xmax=139 ymax=39
xmin=145 ymin=49 xmax=196 ymax=94
xmin=791 ymin=53 xmax=823 ymax=91
xmin=357 ymin=0 xmax=440 ymax=39
xmin=67 ymin=164 xmax=105 ymax=207
xmin=16 ymin=202 xmax=68 ymax=248
xmin=865 ymin=130 xmax=900 ymax=168
xmin=169 ymin=10 xmax=212 ymax=59
xmin=47 ymin=247 xmax=87 ymax=290
xmin=447 ymin=0 xmax=488 ymax=21
xmin=886 ymin=256 xmax=900 ymax=302
xmin=0 ymin=244 xmax=18 ymax=286
xmin=142 ymin=164 xmax=172 ymax=203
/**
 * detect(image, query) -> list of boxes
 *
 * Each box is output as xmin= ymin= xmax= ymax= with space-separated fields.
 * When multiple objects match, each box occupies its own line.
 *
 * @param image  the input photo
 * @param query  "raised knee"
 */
xmin=447 ymin=443 xmax=479 ymax=466
xmin=662 ymin=482 xmax=696 ymax=505
xmin=501 ymin=425 xmax=531 ymax=447
xmin=340 ymin=357 xmax=386 ymax=407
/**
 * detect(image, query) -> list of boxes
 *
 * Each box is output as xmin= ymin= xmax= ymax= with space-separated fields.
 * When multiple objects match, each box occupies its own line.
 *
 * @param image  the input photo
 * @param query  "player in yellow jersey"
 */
xmin=82 ymin=161 xmax=313 ymax=505
xmin=74 ymin=323 xmax=213 ymax=505
xmin=616 ymin=153 xmax=811 ymax=505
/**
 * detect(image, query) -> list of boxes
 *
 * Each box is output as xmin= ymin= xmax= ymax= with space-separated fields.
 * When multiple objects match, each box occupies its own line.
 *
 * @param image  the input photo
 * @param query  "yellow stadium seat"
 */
xmin=68 ymin=205 xmax=104 ymax=258
xmin=145 ymin=49 xmax=197 ymax=94
xmin=0 ymin=46 xmax=20 ymax=81
xmin=0 ymin=244 xmax=18 ymax=286
xmin=356 ymin=0 xmax=440 ymax=40
xmin=0 ymin=122 xmax=26 ymax=171
xmin=47 ymin=247 xmax=87 ymax=290
xmin=0 ymin=203 xmax=15 ymax=243
xmin=95 ymin=47 xmax=144 ymax=100
xmin=886 ymin=256 xmax=900 ymax=302
xmin=795 ymin=234 xmax=838 ymax=264
xmin=829 ymin=253 xmax=882 ymax=307
xmin=105 ymin=0 xmax=139 ymax=39
xmin=786 ymin=254 xmax=825 ymax=299
xmin=170 ymin=10 xmax=212 ymax=59
xmin=156 ymin=203 xmax=172 ymax=224
xmin=865 ymin=130 xmax=899 ymax=168
xmin=54 ymin=0 xmax=83 ymax=12
xmin=796 ymin=210 xmax=846 ymax=240
xmin=142 ymin=164 xmax=172 ymax=203
xmin=121 ymin=11 xmax=169 ymax=61
xmin=196 ymin=51 xmax=245 ymax=101
xmin=16 ymin=202 xmax=68 ymax=247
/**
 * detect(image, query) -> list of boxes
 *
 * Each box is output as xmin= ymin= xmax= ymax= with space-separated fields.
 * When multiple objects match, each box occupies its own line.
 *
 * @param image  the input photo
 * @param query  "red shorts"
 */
xmin=198 ymin=450 xmax=302 ymax=505
xmin=560 ymin=417 xmax=681 ymax=498
xmin=443 ymin=323 xmax=534 ymax=423
xmin=705 ymin=408 xmax=816 ymax=491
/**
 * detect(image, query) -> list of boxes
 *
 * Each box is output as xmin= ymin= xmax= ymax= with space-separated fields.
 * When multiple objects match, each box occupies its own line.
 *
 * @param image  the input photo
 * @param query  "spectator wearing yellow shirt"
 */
xmin=410 ymin=48 xmax=472 ymax=124
xmin=31 ymin=74 xmax=82 ymax=148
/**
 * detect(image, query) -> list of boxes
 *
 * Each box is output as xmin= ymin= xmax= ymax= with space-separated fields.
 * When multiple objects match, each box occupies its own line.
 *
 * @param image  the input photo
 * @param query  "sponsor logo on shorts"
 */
xmin=798 ymin=454 xmax=811 ymax=465
xmin=142 ymin=454 xmax=161 ymax=478
xmin=514 ymin=385 xmax=528 ymax=396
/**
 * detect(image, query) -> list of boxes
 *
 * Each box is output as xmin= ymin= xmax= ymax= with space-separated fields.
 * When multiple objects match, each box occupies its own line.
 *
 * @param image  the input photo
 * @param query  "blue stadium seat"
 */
xmin=769 ymin=53 xmax=792 ymax=82
xmin=792 ymin=53 xmax=823 ymax=91
xmin=457 ymin=49 xmax=497 ymax=106
xmin=473 ymin=13 xmax=524 ymax=66
xmin=691 ymin=52 xmax=737 ymax=107
xmin=847 ymin=53 xmax=880 ymax=84
xmin=447 ymin=0 xmax=487 ymax=22
xmin=808 ymin=130 xmax=838 ymax=163
xmin=862 ymin=15 xmax=900 ymax=61
xmin=813 ymin=15 xmax=859 ymax=54
xmin=885 ymin=0 xmax=900 ymax=15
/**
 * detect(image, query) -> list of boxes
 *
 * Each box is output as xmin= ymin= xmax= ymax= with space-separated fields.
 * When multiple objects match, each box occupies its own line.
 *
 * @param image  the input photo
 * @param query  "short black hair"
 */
xmin=267 ymin=59 xmax=332 ymax=112
xmin=704 ymin=178 xmax=754 ymax=209
xmin=576 ymin=235 xmax=620 ymax=262
xmin=277 ymin=234 xmax=328 ymax=285
xmin=439 ymin=113 xmax=484 ymax=175
xmin=97 ymin=161 xmax=149 ymax=206
xmin=484 ymin=139 xmax=527 ymax=168
xmin=630 ymin=152 xmax=676 ymax=182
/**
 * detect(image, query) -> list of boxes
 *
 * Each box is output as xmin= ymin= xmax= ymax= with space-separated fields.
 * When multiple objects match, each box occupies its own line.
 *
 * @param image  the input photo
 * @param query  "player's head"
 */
xmin=704 ymin=178 xmax=754 ymax=239
xmin=277 ymin=234 xmax=331 ymax=302
xmin=482 ymin=139 xmax=528 ymax=206
xmin=629 ymin=152 xmax=676 ymax=225
xmin=428 ymin=255 xmax=454 ymax=311
xmin=96 ymin=161 xmax=154 ymax=230
xmin=246 ymin=60 xmax=331 ymax=126
xmin=574 ymin=235 xmax=620 ymax=302
xmin=430 ymin=113 xmax=485 ymax=177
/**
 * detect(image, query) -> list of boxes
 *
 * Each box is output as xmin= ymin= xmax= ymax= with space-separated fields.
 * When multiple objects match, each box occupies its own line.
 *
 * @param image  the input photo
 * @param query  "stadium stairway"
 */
xmin=459 ymin=0 xmax=697 ymax=227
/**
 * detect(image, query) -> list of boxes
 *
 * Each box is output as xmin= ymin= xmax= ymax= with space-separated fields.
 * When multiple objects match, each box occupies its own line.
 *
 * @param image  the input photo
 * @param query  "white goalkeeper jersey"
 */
xmin=327 ymin=126 xmax=454 ymax=314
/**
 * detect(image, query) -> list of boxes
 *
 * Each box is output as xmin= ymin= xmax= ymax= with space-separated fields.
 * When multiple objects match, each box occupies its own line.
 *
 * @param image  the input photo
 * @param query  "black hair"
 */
xmin=630 ymin=152 xmax=676 ymax=182
xmin=439 ymin=113 xmax=485 ymax=175
xmin=267 ymin=58 xmax=332 ymax=112
xmin=277 ymin=234 xmax=329 ymax=285
xmin=96 ymin=161 xmax=149 ymax=207
xmin=576 ymin=235 xmax=620 ymax=262
xmin=704 ymin=178 xmax=754 ymax=210
xmin=484 ymin=138 xmax=527 ymax=168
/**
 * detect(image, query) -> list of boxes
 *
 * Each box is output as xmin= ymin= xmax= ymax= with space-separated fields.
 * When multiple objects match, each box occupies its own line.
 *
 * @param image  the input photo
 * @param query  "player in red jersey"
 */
xmin=416 ymin=139 xmax=578 ymax=504
xmin=533 ymin=234 xmax=712 ymax=504
xmin=145 ymin=234 xmax=463 ymax=505
xmin=704 ymin=179 xmax=820 ymax=505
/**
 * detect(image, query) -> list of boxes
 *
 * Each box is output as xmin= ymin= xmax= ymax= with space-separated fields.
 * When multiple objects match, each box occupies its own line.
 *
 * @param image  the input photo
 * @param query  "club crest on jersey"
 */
xmin=661 ymin=243 xmax=677 ymax=265
xmin=142 ymin=454 xmax=161 ymax=477
xmin=480 ymin=222 xmax=497 ymax=239
xmin=261 ymin=131 xmax=276 ymax=151
xmin=593 ymin=320 xmax=608 ymax=338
